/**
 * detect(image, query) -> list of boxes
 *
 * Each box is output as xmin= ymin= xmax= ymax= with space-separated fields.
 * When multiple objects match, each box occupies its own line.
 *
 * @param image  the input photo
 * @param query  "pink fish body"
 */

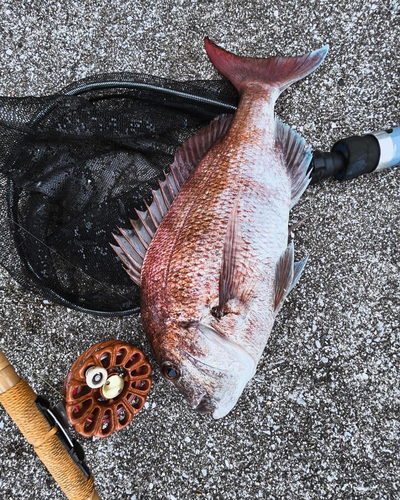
xmin=113 ymin=39 xmax=328 ymax=418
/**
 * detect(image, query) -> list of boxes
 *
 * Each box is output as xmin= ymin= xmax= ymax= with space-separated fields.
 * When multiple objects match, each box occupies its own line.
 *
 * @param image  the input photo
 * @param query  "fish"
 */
xmin=112 ymin=38 xmax=328 ymax=419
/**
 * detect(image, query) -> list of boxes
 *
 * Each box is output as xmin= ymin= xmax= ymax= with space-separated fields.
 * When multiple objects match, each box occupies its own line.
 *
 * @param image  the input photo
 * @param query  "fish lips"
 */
xmin=195 ymin=394 xmax=217 ymax=415
xmin=194 ymin=393 xmax=241 ymax=420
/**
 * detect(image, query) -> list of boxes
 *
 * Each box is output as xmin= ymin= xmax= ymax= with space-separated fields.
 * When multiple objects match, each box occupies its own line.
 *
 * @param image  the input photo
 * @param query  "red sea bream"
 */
xmin=112 ymin=38 xmax=328 ymax=418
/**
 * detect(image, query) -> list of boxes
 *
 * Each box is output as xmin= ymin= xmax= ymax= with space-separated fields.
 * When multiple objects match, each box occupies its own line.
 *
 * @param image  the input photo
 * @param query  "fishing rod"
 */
xmin=0 ymin=348 xmax=101 ymax=500
xmin=309 ymin=126 xmax=400 ymax=183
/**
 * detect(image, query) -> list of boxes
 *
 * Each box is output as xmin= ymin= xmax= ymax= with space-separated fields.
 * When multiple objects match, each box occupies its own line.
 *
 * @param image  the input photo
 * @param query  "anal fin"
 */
xmin=274 ymin=242 xmax=307 ymax=312
xmin=276 ymin=119 xmax=312 ymax=208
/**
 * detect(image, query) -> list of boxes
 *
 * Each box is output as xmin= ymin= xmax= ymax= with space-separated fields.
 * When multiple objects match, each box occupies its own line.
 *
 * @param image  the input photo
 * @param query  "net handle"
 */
xmin=0 ymin=349 xmax=101 ymax=500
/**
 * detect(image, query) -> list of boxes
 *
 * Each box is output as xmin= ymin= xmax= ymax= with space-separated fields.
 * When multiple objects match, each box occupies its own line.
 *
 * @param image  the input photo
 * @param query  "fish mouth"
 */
xmin=195 ymin=394 xmax=216 ymax=415
xmin=181 ymin=324 xmax=257 ymax=418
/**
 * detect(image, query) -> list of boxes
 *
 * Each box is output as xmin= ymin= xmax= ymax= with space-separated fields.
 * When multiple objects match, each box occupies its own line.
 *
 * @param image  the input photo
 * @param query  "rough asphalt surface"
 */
xmin=0 ymin=1 xmax=399 ymax=499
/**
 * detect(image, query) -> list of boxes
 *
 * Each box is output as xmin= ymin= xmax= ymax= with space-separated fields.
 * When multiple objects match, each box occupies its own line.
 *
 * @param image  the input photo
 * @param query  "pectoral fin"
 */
xmin=274 ymin=242 xmax=308 ymax=312
xmin=215 ymin=196 xmax=242 ymax=317
xmin=214 ymin=194 xmax=255 ymax=317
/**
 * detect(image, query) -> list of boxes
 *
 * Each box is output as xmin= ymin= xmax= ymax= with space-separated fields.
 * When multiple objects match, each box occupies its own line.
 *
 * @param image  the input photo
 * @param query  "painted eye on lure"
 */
xmin=162 ymin=362 xmax=180 ymax=380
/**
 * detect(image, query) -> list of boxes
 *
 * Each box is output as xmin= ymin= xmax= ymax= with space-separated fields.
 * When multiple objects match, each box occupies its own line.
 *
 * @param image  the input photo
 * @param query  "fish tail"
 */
xmin=204 ymin=38 xmax=328 ymax=98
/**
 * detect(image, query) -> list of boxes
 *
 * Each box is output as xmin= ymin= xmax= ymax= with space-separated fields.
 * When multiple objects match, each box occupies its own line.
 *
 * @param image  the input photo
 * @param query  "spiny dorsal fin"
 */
xmin=112 ymin=114 xmax=233 ymax=285
xmin=274 ymin=242 xmax=308 ymax=312
xmin=276 ymin=119 xmax=312 ymax=208
xmin=170 ymin=113 xmax=233 ymax=188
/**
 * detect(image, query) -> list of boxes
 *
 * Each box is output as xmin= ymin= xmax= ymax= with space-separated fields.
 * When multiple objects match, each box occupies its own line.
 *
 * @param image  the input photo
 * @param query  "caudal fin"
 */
xmin=204 ymin=38 xmax=328 ymax=98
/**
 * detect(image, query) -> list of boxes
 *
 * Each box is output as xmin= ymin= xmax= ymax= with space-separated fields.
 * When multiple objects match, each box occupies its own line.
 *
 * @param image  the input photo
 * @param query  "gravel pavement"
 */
xmin=0 ymin=1 xmax=399 ymax=499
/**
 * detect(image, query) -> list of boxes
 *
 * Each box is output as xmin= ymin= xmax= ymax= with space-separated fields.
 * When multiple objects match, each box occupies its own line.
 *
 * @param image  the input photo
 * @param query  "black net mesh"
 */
xmin=0 ymin=73 xmax=238 ymax=315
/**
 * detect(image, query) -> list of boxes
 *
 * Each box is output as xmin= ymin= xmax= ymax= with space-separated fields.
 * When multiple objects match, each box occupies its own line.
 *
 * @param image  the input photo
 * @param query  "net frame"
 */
xmin=0 ymin=73 xmax=238 ymax=315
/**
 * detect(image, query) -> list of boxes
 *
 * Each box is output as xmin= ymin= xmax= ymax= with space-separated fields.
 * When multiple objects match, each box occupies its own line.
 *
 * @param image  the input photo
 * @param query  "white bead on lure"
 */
xmin=112 ymin=38 xmax=329 ymax=419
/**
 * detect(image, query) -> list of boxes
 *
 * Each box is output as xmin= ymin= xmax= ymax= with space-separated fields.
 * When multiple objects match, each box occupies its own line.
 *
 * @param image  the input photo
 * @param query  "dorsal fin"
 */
xmin=112 ymin=114 xmax=233 ymax=285
xmin=170 ymin=113 xmax=233 ymax=188
xmin=274 ymin=242 xmax=308 ymax=312
xmin=276 ymin=119 xmax=312 ymax=208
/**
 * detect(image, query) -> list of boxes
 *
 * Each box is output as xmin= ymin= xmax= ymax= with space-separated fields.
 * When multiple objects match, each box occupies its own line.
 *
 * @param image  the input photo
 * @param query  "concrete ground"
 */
xmin=0 ymin=1 xmax=399 ymax=499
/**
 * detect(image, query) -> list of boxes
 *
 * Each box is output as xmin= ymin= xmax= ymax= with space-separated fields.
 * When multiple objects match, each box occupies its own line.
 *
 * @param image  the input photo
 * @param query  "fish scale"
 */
xmin=113 ymin=38 xmax=328 ymax=418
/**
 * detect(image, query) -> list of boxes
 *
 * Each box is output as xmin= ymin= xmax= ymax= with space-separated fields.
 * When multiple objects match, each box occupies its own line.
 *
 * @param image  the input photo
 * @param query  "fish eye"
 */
xmin=162 ymin=362 xmax=180 ymax=380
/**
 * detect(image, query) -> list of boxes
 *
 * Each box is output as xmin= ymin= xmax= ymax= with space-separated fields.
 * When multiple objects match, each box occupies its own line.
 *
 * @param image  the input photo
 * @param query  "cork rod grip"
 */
xmin=0 ymin=349 xmax=100 ymax=500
